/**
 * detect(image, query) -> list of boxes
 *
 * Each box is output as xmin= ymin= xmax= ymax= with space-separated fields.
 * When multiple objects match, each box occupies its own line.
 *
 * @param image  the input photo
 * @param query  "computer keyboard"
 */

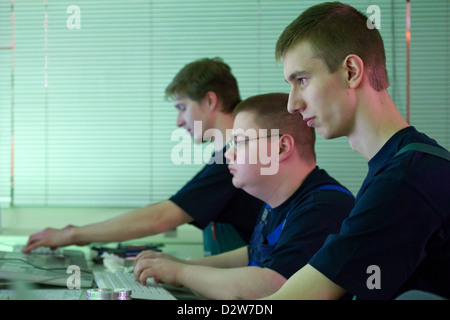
xmin=93 ymin=271 xmax=176 ymax=300
xmin=13 ymin=245 xmax=63 ymax=256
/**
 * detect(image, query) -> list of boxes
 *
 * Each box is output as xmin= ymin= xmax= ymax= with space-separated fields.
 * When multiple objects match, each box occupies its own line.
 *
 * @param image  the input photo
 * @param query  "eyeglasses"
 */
xmin=227 ymin=134 xmax=281 ymax=150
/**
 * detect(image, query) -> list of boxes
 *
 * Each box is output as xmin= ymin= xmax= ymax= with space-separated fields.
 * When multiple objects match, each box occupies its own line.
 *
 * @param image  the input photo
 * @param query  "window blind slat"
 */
xmin=0 ymin=0 xmax=447 ymax=208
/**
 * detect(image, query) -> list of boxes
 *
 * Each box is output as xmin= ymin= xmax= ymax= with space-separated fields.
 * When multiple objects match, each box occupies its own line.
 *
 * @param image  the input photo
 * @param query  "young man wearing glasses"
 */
xmin=133 ymin=93 xmax=354 ymax=299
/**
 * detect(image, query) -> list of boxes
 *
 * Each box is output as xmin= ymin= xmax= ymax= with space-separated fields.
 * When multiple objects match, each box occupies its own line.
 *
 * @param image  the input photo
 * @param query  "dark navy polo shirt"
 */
xmin=310 ymin=126 xmax=450 ymax=299
xmin=250 ymin=167 xmax=355 ymax=279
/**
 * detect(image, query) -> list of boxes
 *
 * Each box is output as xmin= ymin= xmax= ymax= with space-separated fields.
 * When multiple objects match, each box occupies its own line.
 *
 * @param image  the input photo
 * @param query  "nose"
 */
xmin=176 ymin=112 xmax=184 ymax=127
xmin=224 ymin=142 xmax=236 ymax=163
xmin=287 ymin=87 xmax=305 ymax=114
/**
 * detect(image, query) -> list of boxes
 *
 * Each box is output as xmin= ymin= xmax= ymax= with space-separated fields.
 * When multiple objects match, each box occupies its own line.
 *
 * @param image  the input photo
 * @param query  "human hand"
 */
xmin=134 ymin=249 xmax=165 ymax=263
xmin=133 ymin=256 xmax=184 ymax=287
xmin=134 ymin=250 xmax=184 ymax=267
xmin=22 ymin=225 xmax=88 ymax=253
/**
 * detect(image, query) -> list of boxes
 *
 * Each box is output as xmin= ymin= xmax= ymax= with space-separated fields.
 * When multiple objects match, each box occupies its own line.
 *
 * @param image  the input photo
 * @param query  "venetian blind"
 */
xmin=0 ymin=0 xmax=447 ymax=208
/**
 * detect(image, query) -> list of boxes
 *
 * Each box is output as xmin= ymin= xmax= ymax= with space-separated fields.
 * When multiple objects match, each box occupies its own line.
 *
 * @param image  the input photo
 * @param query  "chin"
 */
xmin=317 ymin=128 xmax=341 ymax=140
xmin=231 ymin=176 xmax=240 ymax=188
xmin=232 ymin=178 xmax=249 ymax=192
xmin=320 ymin=132 xmax=336 ymax=140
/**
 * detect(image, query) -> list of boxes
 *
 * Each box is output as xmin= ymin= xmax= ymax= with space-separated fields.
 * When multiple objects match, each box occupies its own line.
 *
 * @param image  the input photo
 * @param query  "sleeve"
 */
xmin=262 ymin=191 xmax=354 ymax=279
xmin=169 ymin=161 xmax=239 ymax=229
xmin=309 ymin=178 xmax=440 ymax=299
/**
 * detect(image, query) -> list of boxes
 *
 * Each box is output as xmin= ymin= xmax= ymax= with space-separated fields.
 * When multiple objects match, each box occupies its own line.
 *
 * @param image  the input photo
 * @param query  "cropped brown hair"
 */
xmin=165 ymin=57 xmax=241 ymax=113
xmin=276 ymin=2 xmax=389 ymax=91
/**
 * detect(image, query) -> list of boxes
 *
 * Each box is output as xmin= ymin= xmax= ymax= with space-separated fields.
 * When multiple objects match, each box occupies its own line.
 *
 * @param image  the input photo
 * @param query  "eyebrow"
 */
xmin=286 ymin=71 xmax=309 ymax=83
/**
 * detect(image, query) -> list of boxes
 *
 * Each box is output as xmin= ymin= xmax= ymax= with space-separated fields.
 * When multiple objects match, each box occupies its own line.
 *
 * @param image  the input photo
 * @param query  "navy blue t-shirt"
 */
xmin=310 ymin=126 xmax=450 ymax=299
xmin=248 ymin=167 xmax=355 ymax=279
xmin=170 ymin=148 xmax=263 ymax=244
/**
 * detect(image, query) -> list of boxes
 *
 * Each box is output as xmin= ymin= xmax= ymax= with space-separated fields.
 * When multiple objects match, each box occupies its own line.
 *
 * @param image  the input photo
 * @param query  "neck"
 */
xmin=347 ymin=89 xmax=409 ymax=160
xmin=263 ymin=160 xmax=316 ymax=208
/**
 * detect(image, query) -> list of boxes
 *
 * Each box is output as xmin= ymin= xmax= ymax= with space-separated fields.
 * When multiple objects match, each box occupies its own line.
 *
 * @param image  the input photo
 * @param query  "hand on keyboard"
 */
xmin=14 ymin=244 xmax=63 ymax=256
xmin=133 ymin=255 xmax=185 ymax=289
xmin=93 ymin=271 xmax=176 ymax=300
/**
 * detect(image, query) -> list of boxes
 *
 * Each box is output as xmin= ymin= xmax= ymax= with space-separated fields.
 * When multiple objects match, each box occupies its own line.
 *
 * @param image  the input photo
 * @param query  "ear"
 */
xmin=278 ymin=134 xmax=295 ymax=162
xmin=204 ymin=91 xmax=219 ymax=111
xmin=343 ymin=54 xmax=364 ymax=89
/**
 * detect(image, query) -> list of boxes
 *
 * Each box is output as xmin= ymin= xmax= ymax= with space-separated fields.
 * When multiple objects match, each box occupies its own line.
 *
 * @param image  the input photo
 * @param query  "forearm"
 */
xmin=178 ymin=265 xmax=286 ymax=300
xmin=72 ymin=200 xmax=193 ymax=243
xmin=133 ymin=249 xmax=285 ymax=299
xmin=261 ymin=264 xmax=346 ymax=300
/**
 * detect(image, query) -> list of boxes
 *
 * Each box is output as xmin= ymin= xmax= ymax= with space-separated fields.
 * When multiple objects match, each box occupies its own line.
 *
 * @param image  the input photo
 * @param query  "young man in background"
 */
xmin=23 ymin=58 xmax=263 ymax=257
